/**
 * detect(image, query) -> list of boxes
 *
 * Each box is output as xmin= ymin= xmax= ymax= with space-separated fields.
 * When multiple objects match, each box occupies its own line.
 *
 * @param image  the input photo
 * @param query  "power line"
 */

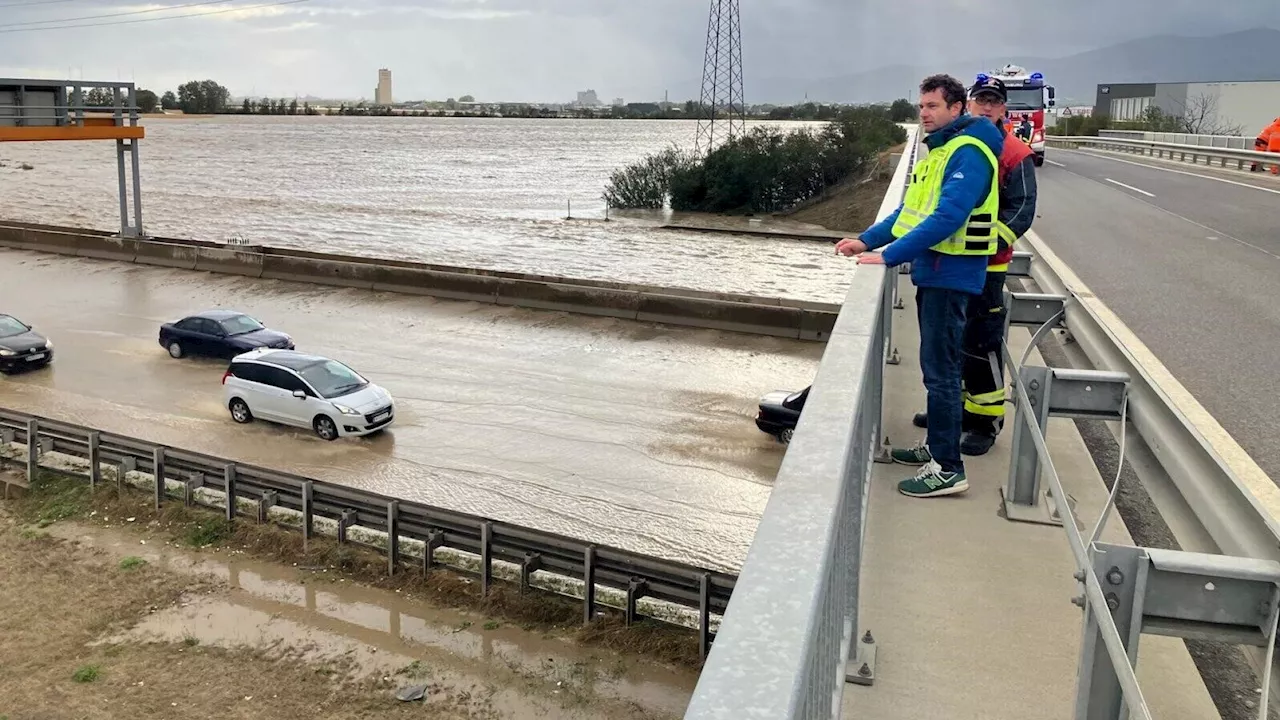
xmin=0 ymin=0 xmax=81 ymax=9
xmin=0 ymin=0 xmax=239 ymax=28
xmin=0 ymin=0 xmax=311 ymax=33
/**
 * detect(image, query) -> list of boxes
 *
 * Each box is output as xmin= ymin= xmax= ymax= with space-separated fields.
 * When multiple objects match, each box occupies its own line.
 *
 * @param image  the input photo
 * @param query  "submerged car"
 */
xmin=755 ymin=386 xmax=809 ymax=444
xmin=159 ymin=310 xmax=294 ymax=360
xmin=222 ymin=348 xmax=395 ymax=441
xmin=0 ymin=314 xmax=53 ymax=373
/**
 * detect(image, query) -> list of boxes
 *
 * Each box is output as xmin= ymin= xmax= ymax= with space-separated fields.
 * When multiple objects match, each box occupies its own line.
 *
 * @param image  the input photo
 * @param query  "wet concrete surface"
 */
xmin=53 ymin=522 xmax=693 ymax=719
xmin=0 ymin=249 xmax=823 ymax=571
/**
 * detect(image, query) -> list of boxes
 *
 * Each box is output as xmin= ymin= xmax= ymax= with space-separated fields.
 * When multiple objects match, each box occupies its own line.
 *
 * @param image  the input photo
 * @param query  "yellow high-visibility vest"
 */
xmin=890 ymin=134 xmax=1000 ymax=256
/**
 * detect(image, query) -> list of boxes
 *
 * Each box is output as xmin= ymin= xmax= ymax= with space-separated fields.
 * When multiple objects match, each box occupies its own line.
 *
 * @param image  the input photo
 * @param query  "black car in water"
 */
xmin=755 ymin=386 xmax=810 ymax=444
xmin=159 ymin=310 xmax=294 ymax=360
xmin=0 ymin=314 xmax=53 ymax=373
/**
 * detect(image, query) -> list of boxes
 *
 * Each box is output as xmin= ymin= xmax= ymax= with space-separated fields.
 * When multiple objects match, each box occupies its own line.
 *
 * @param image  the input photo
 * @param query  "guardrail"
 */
xmin=687 ymin=125 xmax=1280 ymax=719
xmin=1048 ymin=135 xmax=1279 ymax=171
xmin=1098 ymin=129 xmax=1253 ymax=150
xmin=0 ymin=407 xmax=736 ymax=658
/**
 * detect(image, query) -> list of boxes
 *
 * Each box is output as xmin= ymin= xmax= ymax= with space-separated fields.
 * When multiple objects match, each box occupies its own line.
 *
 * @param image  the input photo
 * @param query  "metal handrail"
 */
xmin=683 ymin=124 xmax=920 ymax=719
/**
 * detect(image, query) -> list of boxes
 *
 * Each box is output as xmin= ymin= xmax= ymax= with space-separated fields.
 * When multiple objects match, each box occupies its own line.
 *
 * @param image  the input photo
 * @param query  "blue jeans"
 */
xmin=917 ymin=287 xmax=969 ymax=474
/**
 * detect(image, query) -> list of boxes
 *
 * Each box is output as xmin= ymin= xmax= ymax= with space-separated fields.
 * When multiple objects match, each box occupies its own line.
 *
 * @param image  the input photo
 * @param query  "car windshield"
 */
xmin=300 ymin=359 xmax=368 ymax=399
xmin=219 ymin=314 xmax=265 ymax=336
xmin=0 ymin=315 xmax=29 ymax=338
xmin=1006 ymin=88 xmax=1044 ymax=111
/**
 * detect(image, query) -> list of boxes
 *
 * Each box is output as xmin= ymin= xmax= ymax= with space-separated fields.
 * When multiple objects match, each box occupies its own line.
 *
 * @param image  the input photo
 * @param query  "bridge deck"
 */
xmin=843 ymin=273 xmax=1218 ymax=719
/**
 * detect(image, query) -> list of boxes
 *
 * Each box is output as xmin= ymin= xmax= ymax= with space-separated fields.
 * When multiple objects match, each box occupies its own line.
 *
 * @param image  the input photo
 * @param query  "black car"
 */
xmin=159 ymin=310 xmax=294 ymax=360
xmin=0 ymin=314 xmax=53 ymax=373
xmin=755 ymin=386 xmax=810 ymax=444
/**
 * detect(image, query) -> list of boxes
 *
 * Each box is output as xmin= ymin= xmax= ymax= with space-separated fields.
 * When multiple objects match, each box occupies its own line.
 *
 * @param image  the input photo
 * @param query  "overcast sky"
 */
xmin=0 ymin=0 xmax=1271 ymax=102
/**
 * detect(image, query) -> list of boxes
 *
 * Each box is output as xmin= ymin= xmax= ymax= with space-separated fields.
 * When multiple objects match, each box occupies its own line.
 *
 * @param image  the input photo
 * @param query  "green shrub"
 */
xmin=605 ymin=104 xmax=907 ymax=215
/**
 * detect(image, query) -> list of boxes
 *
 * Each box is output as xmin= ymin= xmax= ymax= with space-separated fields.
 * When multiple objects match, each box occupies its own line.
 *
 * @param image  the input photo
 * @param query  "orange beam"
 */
xmin=0 ymin=125 xmax=145 ymax=142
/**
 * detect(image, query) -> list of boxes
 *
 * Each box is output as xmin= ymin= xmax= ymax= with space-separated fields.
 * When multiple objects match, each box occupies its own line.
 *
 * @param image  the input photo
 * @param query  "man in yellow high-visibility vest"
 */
xmin=837 ymin=74 xmax=1003 ymax=499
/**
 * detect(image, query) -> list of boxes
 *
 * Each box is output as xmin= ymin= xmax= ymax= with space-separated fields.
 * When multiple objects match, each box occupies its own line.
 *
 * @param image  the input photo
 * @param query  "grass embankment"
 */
xmin=782 ymin=143 xmax=906 ymax=234
xmin=0 ymin=470 xmax=703 ymax=718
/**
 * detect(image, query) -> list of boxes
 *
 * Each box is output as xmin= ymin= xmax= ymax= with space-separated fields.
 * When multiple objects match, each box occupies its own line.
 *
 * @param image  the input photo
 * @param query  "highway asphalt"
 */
xmin=1033 ymin=147 xmax=1280 ymax=483
xmin=0 ymin=249 xmax=824 ymax=571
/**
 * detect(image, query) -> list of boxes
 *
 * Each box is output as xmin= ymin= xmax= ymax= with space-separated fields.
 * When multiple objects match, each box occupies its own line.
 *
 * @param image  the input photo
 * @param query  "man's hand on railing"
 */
xmin=835 ymin=237 xmax=868 ymax=257
xmin=854 ymin=253 xmax=885 ymax=265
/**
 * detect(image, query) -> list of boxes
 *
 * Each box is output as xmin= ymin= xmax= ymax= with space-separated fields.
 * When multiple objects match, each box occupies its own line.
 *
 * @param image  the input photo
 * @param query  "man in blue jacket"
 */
xmin=836 ymin=74 xmax=1003 ymax=499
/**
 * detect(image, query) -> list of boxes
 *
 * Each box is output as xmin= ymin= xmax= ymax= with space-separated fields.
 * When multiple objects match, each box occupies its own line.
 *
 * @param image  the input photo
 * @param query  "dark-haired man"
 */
xmin=911 ymin=75 xmax=1039 ymax=456
xmin=836 ymin=73 xmax=1003 ymax=499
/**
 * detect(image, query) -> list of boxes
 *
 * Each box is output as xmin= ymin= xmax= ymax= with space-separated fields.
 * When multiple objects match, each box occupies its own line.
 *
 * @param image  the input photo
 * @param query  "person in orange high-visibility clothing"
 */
xmin=1270 ymin=123 xmax=1280 ymax=175
xmin=1253 ymin=117 xmax=1280 ymax=172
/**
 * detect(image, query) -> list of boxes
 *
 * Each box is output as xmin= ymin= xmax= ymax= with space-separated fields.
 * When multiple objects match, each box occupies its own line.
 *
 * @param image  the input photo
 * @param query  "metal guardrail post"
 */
xmin=257 ymin=491 xmax=277 ymax=524
xmin=480 ymin=521 xmax=493 ymax=596
xmin=1075 ymin=543 xmax=1144 ymax=719
xmin=583 ymin=545 xmax=597 ymax=622
xmin=1074 ymin=544 xmax=1280 ymax=719
xmin=87 ymin=432 xmax=100 ymax=488
xmin=300 ymin=480 xmax=312 ymax=550
xmin=1003 ymin=363 xmax=1130 ymax=526
xmin=25 ymin=419 xmax=38 ymax=483
xmin=387 ymin=500 xmax=400 ymax=575
xmin=152 ymin=447 xmax=165 ymax=509
xmin=1005 ymin=365 xmax=1057 ymax=524
xmin=224 ymin=464 xmax=238 ymax=522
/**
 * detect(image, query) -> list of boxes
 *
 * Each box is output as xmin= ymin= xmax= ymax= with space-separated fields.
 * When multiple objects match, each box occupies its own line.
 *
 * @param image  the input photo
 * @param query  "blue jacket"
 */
xmin=859 ymin=114 xmax=1004 ymax=295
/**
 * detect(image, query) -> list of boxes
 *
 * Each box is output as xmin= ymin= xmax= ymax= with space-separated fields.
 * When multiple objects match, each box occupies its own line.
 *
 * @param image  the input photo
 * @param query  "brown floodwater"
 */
xmin=0 ymin=249 xmax=824 ymax=571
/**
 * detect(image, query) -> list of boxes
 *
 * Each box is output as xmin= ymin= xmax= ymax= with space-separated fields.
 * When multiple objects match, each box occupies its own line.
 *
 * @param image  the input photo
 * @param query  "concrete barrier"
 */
xmin=74 ymin=234 xmax=138 ymax=263
xmin=261 ymin=255 xmax=377 ymax=290
xmin=635 ymin=294 xmax=804 ymax=339
xmin=133 ymin=240 xmax=199 ymax=270
xmin=799 ymin=309 xmax=838 ymax=342
xmin=496 ymin=281 xmax=644 ymax=320
xmin=0 ymin=223 xmax=840 ymax=341
xmin=0 ymin=226 xmax=82 ymax=256
xmin=194 ymin=247 xmax=265 ymax=278
xmin=370 ymin=265 xmax=503 ymax=303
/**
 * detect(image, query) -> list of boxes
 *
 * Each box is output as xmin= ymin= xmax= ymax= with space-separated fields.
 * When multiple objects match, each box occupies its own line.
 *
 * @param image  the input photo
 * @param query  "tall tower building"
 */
xmin=375 ymin=68 xmax=393 ymax=105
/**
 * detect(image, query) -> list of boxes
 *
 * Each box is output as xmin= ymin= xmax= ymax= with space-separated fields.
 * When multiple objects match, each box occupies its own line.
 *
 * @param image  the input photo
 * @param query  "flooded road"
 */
xmin=0 ymin=116 xmax=853 ymax=302
xmin=0 ymin=249 xmax=823 ymax=570
xmin=52 ymin=522 xmax=695 ymax=719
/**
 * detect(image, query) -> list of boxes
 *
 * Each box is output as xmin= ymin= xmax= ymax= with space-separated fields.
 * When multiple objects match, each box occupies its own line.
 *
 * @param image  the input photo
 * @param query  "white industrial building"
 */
xmin=1094 ymin=80 xmax=1280 ymax=136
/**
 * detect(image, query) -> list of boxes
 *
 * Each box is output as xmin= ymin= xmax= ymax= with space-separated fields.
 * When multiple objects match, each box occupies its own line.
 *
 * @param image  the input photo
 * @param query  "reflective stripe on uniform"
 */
xmin=964 ymin=388 xmax=1007 ymax=417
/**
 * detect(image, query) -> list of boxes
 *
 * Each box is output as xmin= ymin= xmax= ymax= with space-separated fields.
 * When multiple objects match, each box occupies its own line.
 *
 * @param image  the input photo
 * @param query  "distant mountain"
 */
xmin=740 ymin=27 xmax=1280 ymax=105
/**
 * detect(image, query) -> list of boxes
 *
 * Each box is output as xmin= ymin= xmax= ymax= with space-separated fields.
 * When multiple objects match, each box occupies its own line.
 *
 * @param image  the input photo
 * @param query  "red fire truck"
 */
xmin=985 ymin=64 xmax=1056 ymax=166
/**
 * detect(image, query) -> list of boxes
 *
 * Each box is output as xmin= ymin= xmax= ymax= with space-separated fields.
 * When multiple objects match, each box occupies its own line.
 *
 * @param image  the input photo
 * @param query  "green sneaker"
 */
xmin=890 ymin=442 xmax=932 ymax=466
xmin=898 ymin=462 xmax=969 ymax=498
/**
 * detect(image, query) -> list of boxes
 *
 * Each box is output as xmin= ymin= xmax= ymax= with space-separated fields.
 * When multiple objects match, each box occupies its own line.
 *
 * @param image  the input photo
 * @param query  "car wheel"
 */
xmin=167 ymin=341 xmax=184 ymax=359
xmin=229 ymin=398 xmax=253 ymax=424
xmin=780 ymin=428 xmax=794 ymax=444
xmin=313 ymin=415 xmax=339 ymax=442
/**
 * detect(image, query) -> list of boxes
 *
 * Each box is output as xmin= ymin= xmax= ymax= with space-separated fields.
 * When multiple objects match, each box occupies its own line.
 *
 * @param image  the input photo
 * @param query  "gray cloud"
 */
xmin=0 ymin=0 xmax=1272 ymax=102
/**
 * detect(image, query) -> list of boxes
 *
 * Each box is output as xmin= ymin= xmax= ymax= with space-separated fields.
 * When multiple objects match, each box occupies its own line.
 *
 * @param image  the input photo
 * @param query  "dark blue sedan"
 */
xmin=159 ymin=310 xmax=294 ymax=360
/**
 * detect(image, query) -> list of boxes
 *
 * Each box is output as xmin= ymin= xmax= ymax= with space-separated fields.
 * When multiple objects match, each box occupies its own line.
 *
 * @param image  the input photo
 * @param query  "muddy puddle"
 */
xmin=52 ymin=522 xmax=696 ymax=719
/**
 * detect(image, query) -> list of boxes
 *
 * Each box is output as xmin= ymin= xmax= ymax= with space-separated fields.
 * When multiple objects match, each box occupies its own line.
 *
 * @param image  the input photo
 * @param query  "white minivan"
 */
xmin=221 ymin=348 xmax=395 ymax=441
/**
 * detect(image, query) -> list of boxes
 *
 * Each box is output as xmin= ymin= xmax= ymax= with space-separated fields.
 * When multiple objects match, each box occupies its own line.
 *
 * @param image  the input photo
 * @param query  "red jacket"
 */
xmin=990 ymin=121 xmax=1035 ymax=268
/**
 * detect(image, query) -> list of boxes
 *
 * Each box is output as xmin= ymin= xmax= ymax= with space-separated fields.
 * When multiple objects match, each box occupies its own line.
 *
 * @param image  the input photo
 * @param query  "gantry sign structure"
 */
xmin=0 ymin=78 xmax=146 ymax=238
